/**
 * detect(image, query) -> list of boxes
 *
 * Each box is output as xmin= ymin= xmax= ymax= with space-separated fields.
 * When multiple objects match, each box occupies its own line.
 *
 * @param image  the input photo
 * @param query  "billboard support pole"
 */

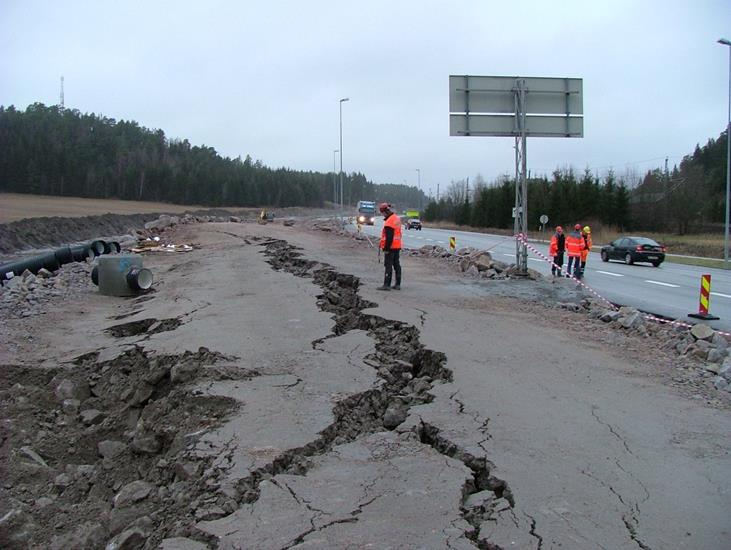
xmin=513 ymin=78 xmax=528 ymax=274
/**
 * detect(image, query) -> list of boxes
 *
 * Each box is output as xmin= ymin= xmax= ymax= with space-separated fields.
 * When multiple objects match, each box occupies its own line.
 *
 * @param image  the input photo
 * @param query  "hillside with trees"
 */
xmin=424 ymin=130 xmax=728 ymax=235
xmin=0 ymin=103 xmax=425 ymax=209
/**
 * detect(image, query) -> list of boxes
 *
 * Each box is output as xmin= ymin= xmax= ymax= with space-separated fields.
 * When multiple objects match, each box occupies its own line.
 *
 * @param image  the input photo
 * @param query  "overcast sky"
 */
xmin=1 ymin=0 xmax=730 ymax=198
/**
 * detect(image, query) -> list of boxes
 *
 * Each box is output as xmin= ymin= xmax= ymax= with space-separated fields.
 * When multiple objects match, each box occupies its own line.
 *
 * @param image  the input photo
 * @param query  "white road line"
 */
xmin=504 ymin=253 xmax=515 ymax=258
xmin=711 ymin=292 xmax=731 ymax=299
xmin=437 ymin=241 xmax=445 ymax=244
xmin=528 ymin=258 xmax=542 ymax=262
xmin=426 ymin=239 xmax=434 ymax=242
xmin=597 ymin=270 xmax=624 ymax=277
xmin=645 ymin=280 xmax=680 ymax=288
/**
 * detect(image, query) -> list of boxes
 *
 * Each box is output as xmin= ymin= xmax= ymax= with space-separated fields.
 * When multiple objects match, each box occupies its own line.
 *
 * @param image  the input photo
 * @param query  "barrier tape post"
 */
xmin=449 ymin=236 xmax=456 ymax=253
xmin=689 ymin=274 xmax=720 ymax=320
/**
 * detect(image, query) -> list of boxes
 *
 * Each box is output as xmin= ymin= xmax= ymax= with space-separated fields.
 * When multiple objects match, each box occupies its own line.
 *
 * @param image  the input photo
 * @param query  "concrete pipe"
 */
xmin=97 ymin=255 xmax=152 ymax=296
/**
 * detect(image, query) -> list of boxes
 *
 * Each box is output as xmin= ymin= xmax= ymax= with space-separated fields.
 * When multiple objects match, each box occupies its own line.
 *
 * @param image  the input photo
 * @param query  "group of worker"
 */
xmin=373 ymin=203 xmax=595 ymax=288
xmin=549 ymin=224 xmax=592 ymax=279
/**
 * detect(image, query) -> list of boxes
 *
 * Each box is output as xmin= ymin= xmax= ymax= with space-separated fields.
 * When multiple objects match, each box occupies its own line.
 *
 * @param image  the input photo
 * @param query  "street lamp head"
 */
xmin=719 ymin=38 xmax=731 ymax=46
xmin=340 ymin=97 xmax=350 ymax=103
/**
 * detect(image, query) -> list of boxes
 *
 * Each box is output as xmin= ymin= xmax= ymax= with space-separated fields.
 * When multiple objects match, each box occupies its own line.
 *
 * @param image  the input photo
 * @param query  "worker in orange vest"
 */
xmin=548 ymin=225 xmax=565 ymax=276
xmin=580 ymin=225 xmax=592 ymax=270
xmin=377 ymin=202 xmax=402 ymax=290
xmin=565 ymin=224 xmax=586 ymax=279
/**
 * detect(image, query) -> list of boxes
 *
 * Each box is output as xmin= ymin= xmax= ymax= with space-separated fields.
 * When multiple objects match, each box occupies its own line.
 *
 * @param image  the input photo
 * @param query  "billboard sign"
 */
xmin=449 ymin=75 xmax=583 ymax=138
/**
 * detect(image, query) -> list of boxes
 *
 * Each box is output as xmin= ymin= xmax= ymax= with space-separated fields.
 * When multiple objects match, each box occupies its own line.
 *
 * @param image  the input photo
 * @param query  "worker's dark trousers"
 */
xmin=384 ymin=250 xmax=401 ymax=287
xmin=567 ymin=255 xmax=582 ymax=278
xmin=552 ymin=252 xmax=564 ymax=275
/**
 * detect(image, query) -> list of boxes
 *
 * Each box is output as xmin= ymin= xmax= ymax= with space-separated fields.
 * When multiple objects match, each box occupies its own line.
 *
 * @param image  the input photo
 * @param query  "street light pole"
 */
xmin=332 ymin=149 xmax=339 ymax=205
xmin=719 ymin=38 xmax=731 ymax=268
xmin=339 ymin=98 xmax=349 ymax=215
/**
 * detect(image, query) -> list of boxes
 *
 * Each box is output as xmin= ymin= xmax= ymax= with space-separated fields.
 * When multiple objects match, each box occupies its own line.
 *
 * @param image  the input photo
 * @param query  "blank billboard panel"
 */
xmin=450 ymin=114 xmax=583 ymax=138
xmin=449 ymin=75 xmax=583 ymax=115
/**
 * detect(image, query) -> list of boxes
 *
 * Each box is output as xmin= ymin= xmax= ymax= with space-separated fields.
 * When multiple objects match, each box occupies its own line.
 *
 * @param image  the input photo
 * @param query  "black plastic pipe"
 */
xmin=0 ymin=253 xmax=61 ymax=279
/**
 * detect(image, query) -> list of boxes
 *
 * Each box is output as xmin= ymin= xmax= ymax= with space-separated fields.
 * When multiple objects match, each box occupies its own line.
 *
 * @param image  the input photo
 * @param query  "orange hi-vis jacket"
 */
xmin=580 ymin=234 xmax=593 ymax=261
xmin=380 ymin=213 xmax=402 ymax=250
xmin=549 ymin=232 xmax=565 ymax=256
xmin=565 ymin=230 xmax=586 ymax=258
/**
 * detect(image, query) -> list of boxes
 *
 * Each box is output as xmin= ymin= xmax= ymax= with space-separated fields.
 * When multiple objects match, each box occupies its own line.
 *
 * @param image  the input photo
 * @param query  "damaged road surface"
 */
xmin=1 ymin=220 xmax=730 ymax=549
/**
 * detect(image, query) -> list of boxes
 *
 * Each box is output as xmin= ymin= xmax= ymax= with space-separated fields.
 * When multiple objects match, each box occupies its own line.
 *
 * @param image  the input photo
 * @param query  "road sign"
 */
xmin=540 ymin=214 xmax=549 ymax=224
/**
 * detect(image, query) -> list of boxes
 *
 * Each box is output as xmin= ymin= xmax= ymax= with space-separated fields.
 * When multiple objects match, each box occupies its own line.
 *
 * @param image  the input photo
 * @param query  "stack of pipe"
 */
xmin=0 ymin=239 xmax=121 ymax=283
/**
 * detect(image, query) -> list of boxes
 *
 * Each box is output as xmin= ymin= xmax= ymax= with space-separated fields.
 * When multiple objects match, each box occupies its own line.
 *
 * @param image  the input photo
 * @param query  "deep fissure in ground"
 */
xmin=236 ymin=237 xmax=518 ymax=548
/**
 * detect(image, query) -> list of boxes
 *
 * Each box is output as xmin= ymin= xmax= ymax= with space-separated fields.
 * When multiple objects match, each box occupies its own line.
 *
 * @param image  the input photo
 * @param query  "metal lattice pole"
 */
xmin=513 ymin=79 xmax=528 ymax=274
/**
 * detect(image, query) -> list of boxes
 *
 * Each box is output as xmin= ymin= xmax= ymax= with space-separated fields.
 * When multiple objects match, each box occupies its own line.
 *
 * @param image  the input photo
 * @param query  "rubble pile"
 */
xmin=0 ymin=262 xmax=93 ymax=319
xmin=554 ymin=300 xmax=731 ymax=396
xmin=410 ymin=245 xmax=543 ymax=280
xmin=0 ymin=345 xmax=256 ymax=549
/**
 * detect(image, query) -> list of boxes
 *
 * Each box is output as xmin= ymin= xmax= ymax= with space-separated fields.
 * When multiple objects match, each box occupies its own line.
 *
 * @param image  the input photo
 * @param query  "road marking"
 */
xmin=426 ymin=238 xmax=434 ymax=242
xmin=597 ymin=270 xmax=624 ymax=277
xmin=504 ymin=253 xmax=515 ymax=258
xmin=645 ymin=280 xmax=680 ymax=288
xmin=528 ymin=258 xmax=541 ymax=262
xmin=437 ymin=241 xmax=445 ymax=244
xmin=711 ymin=292 xmax=731 ymax=299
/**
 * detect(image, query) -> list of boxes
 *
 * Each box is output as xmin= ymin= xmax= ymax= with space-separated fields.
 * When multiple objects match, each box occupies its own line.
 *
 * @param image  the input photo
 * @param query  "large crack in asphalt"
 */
xmin=222 ymin=236 xmax=521 ymax=548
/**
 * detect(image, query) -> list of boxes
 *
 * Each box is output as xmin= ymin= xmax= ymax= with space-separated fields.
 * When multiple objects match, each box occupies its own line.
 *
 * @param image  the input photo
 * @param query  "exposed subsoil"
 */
xmin=0 ymin=214 xmax=729 ymax=549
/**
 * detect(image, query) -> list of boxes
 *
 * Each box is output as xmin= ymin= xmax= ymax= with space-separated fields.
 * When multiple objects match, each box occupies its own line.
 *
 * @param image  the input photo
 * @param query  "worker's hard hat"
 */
xmin=583 ymin=225 xmax=591 ymax=233
xmin=574 ymin=224 xmax=582 ymax=230
xmin=378 ymin=202 xmax=391 ymax=213
xmin=555 ymin=225 xmax=563 ymax=232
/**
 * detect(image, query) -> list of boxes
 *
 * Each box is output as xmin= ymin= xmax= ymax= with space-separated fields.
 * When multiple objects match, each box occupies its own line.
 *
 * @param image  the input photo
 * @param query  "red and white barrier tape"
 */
xmin=514 ymin=233 xmax=731 ymax=338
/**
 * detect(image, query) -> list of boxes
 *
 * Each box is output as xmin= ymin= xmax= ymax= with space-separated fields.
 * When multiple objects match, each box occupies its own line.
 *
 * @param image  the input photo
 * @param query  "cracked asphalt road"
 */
xmin=5 ymin=220 xmax=729 ymax=549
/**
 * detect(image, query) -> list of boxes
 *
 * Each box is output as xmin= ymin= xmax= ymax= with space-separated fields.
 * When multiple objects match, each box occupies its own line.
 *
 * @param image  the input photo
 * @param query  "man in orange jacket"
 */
xmin=548 ymin=226 xmax=565 ymax=276
xmin=377 ymin=202 xmax=402 ymax=290
xmin=565 ymin=224 xmax=586 ymax=279
xmin=580 ymin=225 xmax=592 ymax=270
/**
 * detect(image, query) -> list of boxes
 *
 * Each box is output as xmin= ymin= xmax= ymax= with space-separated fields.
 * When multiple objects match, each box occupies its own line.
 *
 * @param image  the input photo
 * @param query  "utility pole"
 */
xmin=60 ymin=76 xmax=64 ymax=110
xmin=437 ymin=183 xmax=440 ymax=201
xmin=339 ymin=98 xmax=349 ymax=216
xmin=333 ymin=149 xmax=339 ymax=205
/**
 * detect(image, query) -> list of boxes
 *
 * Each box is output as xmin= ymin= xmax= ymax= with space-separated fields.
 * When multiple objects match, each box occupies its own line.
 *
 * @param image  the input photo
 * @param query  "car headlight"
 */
xmin=358 ymin=216 xmax=365 ymax=222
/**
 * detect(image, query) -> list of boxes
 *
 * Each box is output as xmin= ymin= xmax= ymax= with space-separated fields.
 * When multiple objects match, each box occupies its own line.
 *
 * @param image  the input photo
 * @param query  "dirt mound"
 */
xmin=0 ymin=213 xmax=162 ymax=256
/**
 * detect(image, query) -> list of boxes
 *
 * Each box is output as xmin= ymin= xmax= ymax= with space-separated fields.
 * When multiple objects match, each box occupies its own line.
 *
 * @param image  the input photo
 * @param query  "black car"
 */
xmin=406 ymin=218 xmax=422 ymax=230
xmin=600 ymin=236 xmax=666 ymax=267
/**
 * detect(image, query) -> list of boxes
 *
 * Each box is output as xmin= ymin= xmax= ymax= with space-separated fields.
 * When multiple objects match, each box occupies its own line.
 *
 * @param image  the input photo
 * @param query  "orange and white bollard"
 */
xmin=689 ymin=274 xmax=720 ymax=320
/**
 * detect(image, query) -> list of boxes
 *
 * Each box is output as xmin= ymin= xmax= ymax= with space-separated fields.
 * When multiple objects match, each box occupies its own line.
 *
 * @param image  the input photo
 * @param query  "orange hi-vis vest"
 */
xmin=380 ymin=214 xmax=402 ymax=250
xmin=565 ymin=231 xmax=585 ymax=257
xmin=581 ymin=234 xmax=593 ymax=261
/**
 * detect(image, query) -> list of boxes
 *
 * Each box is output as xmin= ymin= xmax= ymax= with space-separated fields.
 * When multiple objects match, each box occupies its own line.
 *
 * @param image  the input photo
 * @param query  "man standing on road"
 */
xmin=565 ymin=224 xmax=586 ymax=279
xmin=580 ymin=225 xmax=592 ymax=271
xmin=377 ymin=202 xmax=402 ymax=291
xmin=549 ymin=225 xmax=565 ymax=276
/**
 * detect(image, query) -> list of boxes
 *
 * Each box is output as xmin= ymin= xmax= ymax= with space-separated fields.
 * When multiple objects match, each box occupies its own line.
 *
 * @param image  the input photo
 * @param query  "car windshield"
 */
xmin=632 ymin=237 xmax=660 ymax=246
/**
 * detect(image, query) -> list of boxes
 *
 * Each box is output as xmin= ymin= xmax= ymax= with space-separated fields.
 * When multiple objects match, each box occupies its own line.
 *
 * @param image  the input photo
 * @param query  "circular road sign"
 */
xmin=539 ymin=214 xmax=549 ymax=224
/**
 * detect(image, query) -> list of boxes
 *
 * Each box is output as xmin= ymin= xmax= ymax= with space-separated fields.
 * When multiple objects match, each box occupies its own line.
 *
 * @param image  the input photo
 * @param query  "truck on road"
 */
xmin=356 ymin=201 xmax=376 ymax=225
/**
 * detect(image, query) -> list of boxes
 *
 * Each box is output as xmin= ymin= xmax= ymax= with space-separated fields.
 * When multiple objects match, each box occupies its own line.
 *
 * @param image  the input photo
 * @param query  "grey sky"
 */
xmin=1 ymin=0 xmax=730 ymax=198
